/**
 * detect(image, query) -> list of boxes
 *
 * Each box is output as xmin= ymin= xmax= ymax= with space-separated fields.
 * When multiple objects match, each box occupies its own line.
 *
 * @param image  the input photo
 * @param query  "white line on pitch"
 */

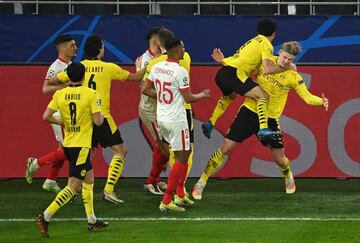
xmin=1 ymin=217 xmax=360 ymax=222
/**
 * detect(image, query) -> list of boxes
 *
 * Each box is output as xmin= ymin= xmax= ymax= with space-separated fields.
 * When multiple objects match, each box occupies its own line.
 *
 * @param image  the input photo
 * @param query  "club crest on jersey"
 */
xmin=96 ymin=99 xmax=101 ymax=106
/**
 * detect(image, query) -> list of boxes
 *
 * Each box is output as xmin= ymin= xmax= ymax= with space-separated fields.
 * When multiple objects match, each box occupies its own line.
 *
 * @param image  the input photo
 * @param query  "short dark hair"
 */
xmin=165 ymin=37 xmax=182 ymax=53
xmin=257 ymin=18 xmax=277 ymax=36
xmin=54 ymin=34 xmax=73 ymax=46
xmin=146 ymin=26 xmax=163 ymax=42
xmin=84 ymin=34 xmax=103 ymax=59
xmin=66 ymin=62 xmax=85 ymax=82
xmin=158 ymin=28 xmax=175 ymax=47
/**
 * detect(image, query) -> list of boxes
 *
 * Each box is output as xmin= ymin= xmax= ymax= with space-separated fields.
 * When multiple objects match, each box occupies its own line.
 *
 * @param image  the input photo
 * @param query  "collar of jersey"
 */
xmin=58 ymin=56 xmax=71 ymax=64
xmin=69 ymin=83 xmax=82 ymax=87
xmin=167 ymin=59 xmax=178 ymax=63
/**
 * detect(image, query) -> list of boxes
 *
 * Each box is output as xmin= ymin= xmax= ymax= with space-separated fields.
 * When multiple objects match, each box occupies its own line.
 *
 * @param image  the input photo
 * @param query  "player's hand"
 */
xmin=211 ymin=48 xmax=224 ymax=63
xmin=135 ymin=56 xmax=142 ymax=70
xmin=201 ymin=89 xmax=211 ymax=98
xmin=322 ymin=93 xmax=328 ymax=111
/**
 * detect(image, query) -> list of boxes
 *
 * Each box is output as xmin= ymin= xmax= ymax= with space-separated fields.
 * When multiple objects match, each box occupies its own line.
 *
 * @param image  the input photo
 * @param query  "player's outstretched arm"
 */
xmin=262 ymin=59 xmax=289 ymax=74
xmin=128 ymin=67 xmax=146 ymax=82
xmin=141 ymin=79 xmax=157 ymax=98
xmin=42 ymin=79 xmax=69 ymax=94
xmin=43 ymin=108 xmax=63 ymax=125
xmin=295 ymin=82 xmax=328 ymax=110
xmin=181 ymin=89 xmax=210 ymax=103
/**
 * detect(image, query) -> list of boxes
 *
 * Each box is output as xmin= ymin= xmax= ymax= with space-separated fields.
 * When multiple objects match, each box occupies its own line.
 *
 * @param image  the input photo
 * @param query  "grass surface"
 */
xmin=0 ymin=178 xmax=359 ymax=242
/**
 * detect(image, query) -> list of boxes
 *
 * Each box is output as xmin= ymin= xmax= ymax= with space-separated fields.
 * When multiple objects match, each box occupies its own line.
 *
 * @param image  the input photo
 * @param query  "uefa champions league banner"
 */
xmin=0 ymin=65 xmax=359 ymax=178
xmin=0 ymin=15 xmax=360 ymax=63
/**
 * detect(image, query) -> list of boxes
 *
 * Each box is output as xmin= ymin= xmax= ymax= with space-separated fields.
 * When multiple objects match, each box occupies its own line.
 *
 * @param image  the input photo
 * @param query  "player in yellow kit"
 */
xmin=192 ymin=41 xmax=328 ymax=200
xmin=51 ymin=35 xmax=145 ymax=204
xmin=36 ymin=62 xmax=108 ymax=238
xmin=202 ymin=18 xmax=295 ymax=140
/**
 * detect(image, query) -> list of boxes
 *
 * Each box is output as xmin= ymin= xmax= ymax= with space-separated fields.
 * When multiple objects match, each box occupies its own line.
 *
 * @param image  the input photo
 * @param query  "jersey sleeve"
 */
xmin=45 ymin=66 xmax=57 ymax=80
xmin=110 ymin=63 xmax=130 ymax=81
xmin=47 ymin=92 xmax=59 ymax=110
xmin=90 ymin=91 xmax=102 ymax=114
xmin=261 ymin=41 xmax=274 ymax=61
xmin=180 ymin=52 xmax=191 ymax=74
xmin=57 ymin=71 xmax=70 ymax=83
xmin=178 ymin=68 xmax=190 ymax=91
xmin=292 ymin=73 xmax=324 ymax=106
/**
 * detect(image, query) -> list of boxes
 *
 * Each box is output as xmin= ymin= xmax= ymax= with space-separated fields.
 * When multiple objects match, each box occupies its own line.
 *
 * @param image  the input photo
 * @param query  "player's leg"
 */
xmin=82 ymin=169 xmax=109 ymax=231
xmin=140 ymin=110 xmax=169 ymax=194
xmin=193 ymin=106 xmax=257 ymax=200
xmin=192 ymin=139 xmax=235 ymax=200
xmin=159 ymin=121 xmax=189 ymax=212
xmin=202 ymin=66 xmax=237 ymax=139
xmin=103 ymin=143 xmax=126 ymax=204
xmin=244 ymin=83 xmax=281 ymax=140
xmin=36 ymin=147 xmax=84 ymax=238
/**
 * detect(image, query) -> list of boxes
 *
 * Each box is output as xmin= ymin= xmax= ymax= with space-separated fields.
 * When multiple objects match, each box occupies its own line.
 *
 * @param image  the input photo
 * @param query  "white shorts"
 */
xmin=139 ymin=108 xmax=162 ymax=141
xmin=51 ymin=111 xmax=64 ymax=144
xmin=158 ymin=120 xmax=190 ymax=151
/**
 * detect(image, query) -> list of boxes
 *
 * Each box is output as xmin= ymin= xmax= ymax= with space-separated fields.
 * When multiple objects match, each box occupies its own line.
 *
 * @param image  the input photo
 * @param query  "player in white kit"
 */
xmin=142 ymin=38 xmax=210 ymax=211
xmin=138 ymin=28 xmax=179 ymax=195
xmin=25 ymin=35 xmax=77 ymax=193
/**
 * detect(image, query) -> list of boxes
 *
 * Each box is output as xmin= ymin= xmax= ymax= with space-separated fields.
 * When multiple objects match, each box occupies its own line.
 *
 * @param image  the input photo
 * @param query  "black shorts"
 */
xmin=64 ymin=147 xmax=92 ymax=180
xmin=215 ymin=66 xmax=258 ymax=96
xmin=225 ymin=106 xmax=284 ymax=149
xmin=92 ymin=118 xmax=124 ymax=148
xmin=186 ymin=109 xmax=194 ymax=143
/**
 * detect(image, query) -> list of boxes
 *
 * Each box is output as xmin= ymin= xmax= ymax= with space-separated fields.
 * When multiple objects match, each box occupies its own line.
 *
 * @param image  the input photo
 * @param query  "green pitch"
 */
xmin=0 ymin=178 xmax=359 ymax=242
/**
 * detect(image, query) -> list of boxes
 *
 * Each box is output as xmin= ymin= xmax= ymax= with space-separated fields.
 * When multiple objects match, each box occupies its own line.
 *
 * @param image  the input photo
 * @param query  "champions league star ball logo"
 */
xmin=183 ymin=76 xmax=189 ymax=86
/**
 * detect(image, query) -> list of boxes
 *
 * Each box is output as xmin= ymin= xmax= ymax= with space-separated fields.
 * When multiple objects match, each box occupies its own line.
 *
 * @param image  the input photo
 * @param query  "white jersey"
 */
xmin=45 ymin=57 xmax=70 ymax=144
xmin=139 ymin=49 xmax=157 ymax=113
xmin=45 ymin=57 xmax=70 ymax=81
xmin=147 ymin=60 xmax=190 ymax=122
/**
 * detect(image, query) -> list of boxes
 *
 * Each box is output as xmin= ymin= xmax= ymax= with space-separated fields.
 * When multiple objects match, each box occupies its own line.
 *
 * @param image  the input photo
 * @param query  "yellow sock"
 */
xmin=257 ymin=97 xmax=269 ymax=129
xmin=186 ymin=144 xmax=194 ymax=177
xmin=44 ymin=186 xmax=76 ymax=221
xmin=209 ymin=96 xmax=233 ymax=125
xmin=200 ymin=149 xmax=225 ymax=183
xmin=104 ymin=155 xmax=125 ymax=194
xmin=277 ymin=157 xmax=291 ymax=179
xmin=169 ymin=150 xmax=175 ymax=168
xmin=82 ymin=183 xmax=96 ymax=224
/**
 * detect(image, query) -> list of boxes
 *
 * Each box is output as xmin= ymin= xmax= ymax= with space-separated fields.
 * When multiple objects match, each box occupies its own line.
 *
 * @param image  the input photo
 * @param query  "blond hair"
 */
xmin=280 ymin=41 xmax=302 ymax=56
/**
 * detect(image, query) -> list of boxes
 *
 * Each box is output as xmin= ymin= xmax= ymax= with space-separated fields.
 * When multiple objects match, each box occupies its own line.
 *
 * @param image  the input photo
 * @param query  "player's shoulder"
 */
xmin=286 ymin=69 xmax=302 ymax=83
xmin=49 ymin=59 xmax=68 ymax=71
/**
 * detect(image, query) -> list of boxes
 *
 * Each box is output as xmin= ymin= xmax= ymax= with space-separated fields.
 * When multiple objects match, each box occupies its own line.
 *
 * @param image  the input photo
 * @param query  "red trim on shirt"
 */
xmin=146 ymin=78 xmax=153 ymax=83
xmin=167 ymin=59 xmax=178 ymax=63
xmin=58 ymin=56 xmax=71 ymax=64
xmin=180 ymin=87 xmax=190 ymax=92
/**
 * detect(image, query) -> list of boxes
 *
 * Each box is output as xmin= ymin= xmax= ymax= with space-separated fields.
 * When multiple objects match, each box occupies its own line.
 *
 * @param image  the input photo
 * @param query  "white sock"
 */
xmin=43 ymin=210 xmax=52 ymax=222
xmin=30 ymin=159 xmax=40 ymax=172
xmin=44 ymin=179 xmax=57 ymax=185
xmin=87 ymin=214 xmax=97 ymax=224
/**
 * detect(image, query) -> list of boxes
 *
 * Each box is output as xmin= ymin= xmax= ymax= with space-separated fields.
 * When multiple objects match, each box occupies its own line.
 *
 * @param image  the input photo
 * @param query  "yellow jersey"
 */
xmin=222 ymin=34 xmax=274 ymax=82
xmin=58 ymin=59 xmax=130 ymax=132
xmin=145 ymin=52 xmax=192 ymax=109
xmin=48 ymin=85 xmax=102 ymax=148
xmin=243 ymin=55 xmax=324 ymax=119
